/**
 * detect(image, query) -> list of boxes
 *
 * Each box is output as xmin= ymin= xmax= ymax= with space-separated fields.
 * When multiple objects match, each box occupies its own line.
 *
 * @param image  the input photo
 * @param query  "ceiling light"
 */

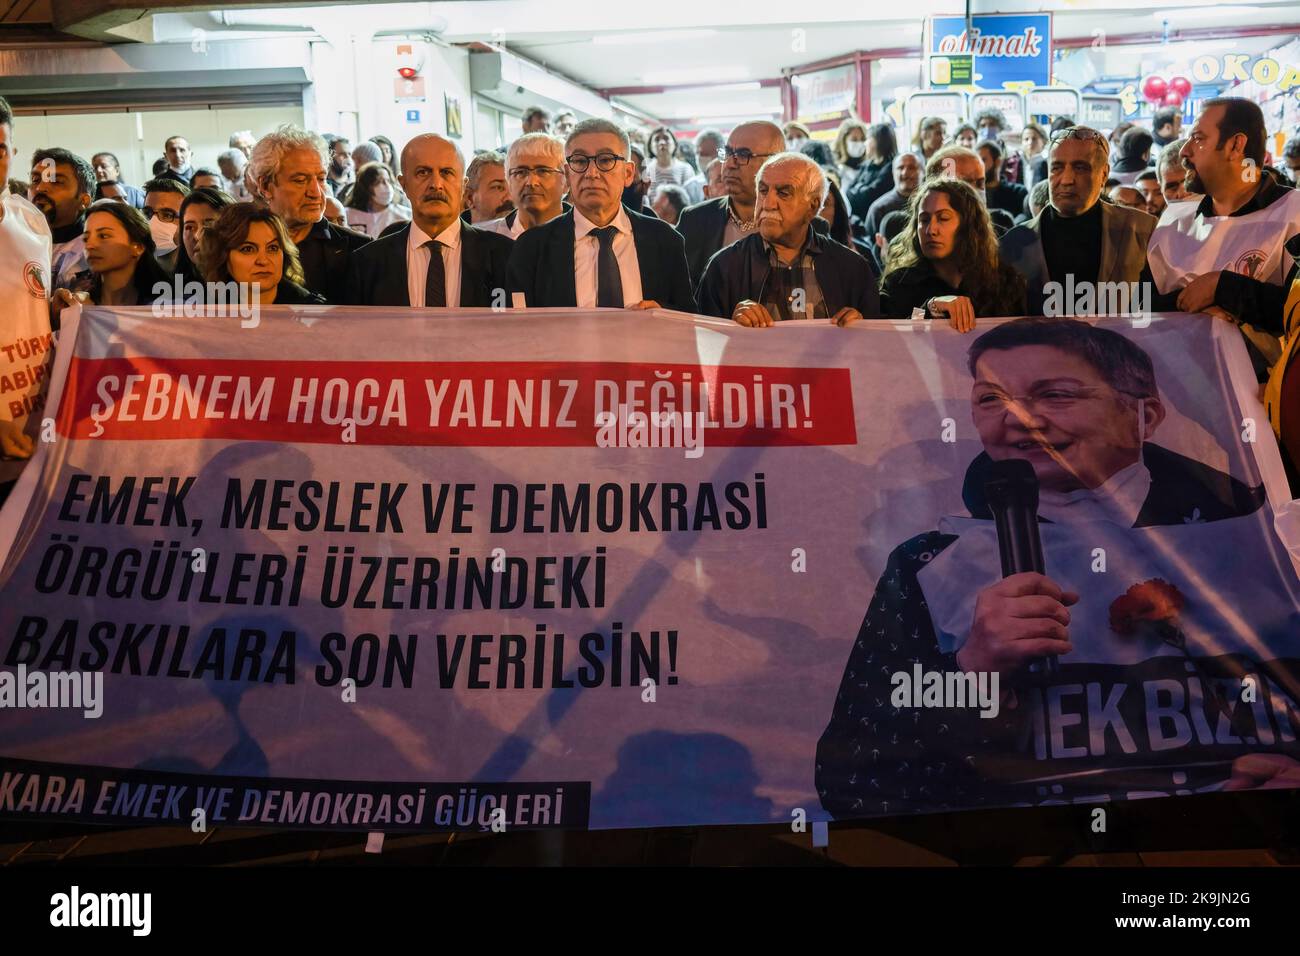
xmin=594 ymin=28 xmax=719 ymax=46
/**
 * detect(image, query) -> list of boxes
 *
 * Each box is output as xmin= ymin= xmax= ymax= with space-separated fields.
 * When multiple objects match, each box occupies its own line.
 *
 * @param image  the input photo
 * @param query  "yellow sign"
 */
xmin=1191 ymin=54 xmax=1300 ymax=93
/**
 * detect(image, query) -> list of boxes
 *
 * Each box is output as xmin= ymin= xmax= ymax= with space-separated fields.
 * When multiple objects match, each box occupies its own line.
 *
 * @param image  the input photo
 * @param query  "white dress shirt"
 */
xmin=573 ymin=205 xmax=642 ymax=308
xmin=406 ymin=216 xmax=462 ymax=307
xmin=482 ymin=211 xmax=525 ymax=239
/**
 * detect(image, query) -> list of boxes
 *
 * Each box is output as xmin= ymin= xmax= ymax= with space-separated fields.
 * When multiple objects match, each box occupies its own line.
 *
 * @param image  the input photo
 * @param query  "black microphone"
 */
xmin=984 ymin=457 xmax=1056 ymax=673
xmin=984 ymin=457 xmax=1045 ymax=577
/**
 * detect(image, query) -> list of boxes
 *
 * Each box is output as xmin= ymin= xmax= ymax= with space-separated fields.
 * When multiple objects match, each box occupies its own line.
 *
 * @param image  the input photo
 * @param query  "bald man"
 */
xmin=344 ymin=133 xmax=514 ymax=306
xmin=677 ymin=120 xmax=785 ymax=289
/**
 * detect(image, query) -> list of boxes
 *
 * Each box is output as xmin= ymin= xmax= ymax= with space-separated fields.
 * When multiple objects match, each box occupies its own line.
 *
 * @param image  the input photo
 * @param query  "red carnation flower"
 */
xmin=1109 ymin=578 xmax=1185 ymax=638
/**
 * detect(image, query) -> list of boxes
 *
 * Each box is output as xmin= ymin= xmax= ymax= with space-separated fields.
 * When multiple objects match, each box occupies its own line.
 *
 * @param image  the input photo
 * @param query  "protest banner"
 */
xmin=0 ymin=306 xmax=1297 ymax=832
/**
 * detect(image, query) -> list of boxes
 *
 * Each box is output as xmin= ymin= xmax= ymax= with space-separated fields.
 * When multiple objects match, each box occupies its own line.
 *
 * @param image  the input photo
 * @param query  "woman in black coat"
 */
xmin=879 ymin=179 xmax=1025 ymax=328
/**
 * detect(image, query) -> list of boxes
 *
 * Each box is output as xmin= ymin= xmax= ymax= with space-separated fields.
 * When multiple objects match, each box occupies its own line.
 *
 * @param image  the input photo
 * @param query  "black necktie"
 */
xmin=591 ymin=225 xmax=623 ymax=308
xmin=424 ymin=239 xmax=446 ymax=307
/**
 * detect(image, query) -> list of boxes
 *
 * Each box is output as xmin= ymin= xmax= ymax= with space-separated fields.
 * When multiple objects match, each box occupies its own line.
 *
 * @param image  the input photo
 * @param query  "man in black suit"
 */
xmin=676 ymin=120 xmax=785 ymax=291
xmin=345 ymin=133 xmax=513 ymax=307
xmin=248 ymin=124 xmax=371 ymax=304
xmin=506 ymin=118 xmax=695 ymax=313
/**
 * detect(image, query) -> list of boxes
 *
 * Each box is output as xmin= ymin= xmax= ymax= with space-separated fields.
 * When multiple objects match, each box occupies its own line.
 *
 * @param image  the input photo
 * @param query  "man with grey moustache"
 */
xmin=344 ymin=133 xmax=513 ymax=307
xmin=676 ymin=120 xmax=785 ymax=291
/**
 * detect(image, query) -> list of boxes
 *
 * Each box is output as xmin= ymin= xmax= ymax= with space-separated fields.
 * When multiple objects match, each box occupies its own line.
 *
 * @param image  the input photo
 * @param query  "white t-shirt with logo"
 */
xmin=0 ymin=189 xmax=54 ymax=483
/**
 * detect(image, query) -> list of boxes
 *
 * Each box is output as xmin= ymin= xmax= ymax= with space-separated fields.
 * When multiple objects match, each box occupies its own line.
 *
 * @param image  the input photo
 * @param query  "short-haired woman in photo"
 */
xmin=198 ymin=203 xmax=324 ymax=306
xmin=879 ymin=179 xmax=1025 ymax=328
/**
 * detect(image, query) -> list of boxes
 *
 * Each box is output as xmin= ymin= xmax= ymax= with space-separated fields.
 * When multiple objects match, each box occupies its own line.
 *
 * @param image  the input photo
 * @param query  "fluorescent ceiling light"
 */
xmin=664 ymin=81 xmax=761 ymax=94
xmin=594 ymin=28 xmax=719 ymax=45
xmin=642 ymin=65 xmax=749 ymax=85
xmin=1151 ymin=5 xmax=1259 ymax=20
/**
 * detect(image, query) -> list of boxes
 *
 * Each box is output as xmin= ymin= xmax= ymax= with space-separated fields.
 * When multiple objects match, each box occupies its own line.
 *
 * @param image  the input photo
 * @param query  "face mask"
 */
xmin=149 ymin=215 xmax=177 ymax=255
xmin=788 ymin=137 xmax=808 ymax=151
xmin=373 ymin=183 xmax=393 ymax=207
xmin=979 ymin=126 xmax=999 ymax=142
xmin=846 ymin=140 xmax=868 ymax=159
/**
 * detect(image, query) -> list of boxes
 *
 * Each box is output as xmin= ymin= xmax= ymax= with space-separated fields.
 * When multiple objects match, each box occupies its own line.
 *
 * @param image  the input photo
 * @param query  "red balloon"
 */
xmin=1142 ymin=75 xmax=1168 ymax=103
xmin=1163 ymin=90 xmax=1183 ymax=107
xmin=1169 ymin=75 xmax=1192 ymax=98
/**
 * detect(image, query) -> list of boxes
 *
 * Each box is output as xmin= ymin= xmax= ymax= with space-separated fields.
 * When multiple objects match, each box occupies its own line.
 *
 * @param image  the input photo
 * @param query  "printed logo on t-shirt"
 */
xmin=22 ymin=260 xmax=46 ymax=298
xmin=1232 ymin=249 xmax=1267 ymax=278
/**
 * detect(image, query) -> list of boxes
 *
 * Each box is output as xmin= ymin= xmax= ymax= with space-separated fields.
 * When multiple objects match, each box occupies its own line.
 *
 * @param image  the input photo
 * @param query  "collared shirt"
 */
xmin=406 ymin=217 xmax=462 ymax=307
xmin=573 ymin=205 xmax=643 ymax=308
xmin=483 ymin=209 xmax=525 ymax=239
xmin=758 ymin=228 xmax=829 ymax=321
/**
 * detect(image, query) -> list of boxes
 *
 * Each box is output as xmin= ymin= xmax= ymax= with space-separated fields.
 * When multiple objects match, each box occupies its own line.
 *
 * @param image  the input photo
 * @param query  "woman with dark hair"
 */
xmin=879 ymin=179 xmax=1025 ymax=327
xmin=845 ymin=122 xmax=898 ymax=221
xmin=174 ymin=186 xmax=236 ymax=285
xmin=369 ymin=135 xmax=400 ymax=177
xmin=799 ymin=140 xmax=837 ymax=170
xmin=645 ymin=126 xmax=693 ymax=198
xmin=344 ymin=161 xmax=410 ymax=236
xmin=817 ymin=180 xmax=855 ymax=249
xmin=198 ymin=204 xmax=324 ymax=306
xmin=81 ymin=199 xmax=172 ymax=305
xmin=953 ymin=123 xmax=978 ymax=150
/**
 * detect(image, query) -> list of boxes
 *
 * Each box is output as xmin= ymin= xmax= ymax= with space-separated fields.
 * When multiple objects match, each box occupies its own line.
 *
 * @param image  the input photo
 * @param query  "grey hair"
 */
xmin=351 ymin=141 xmax=383 ymax=167
xmin=228 ymin=130 xmax=254 ymax=147
xmin=565 ymin=118 xmax=630 ymax=158
xmin=248 ymin=124 xmax=327 ymax=193
xmin=757 ymin=151 xmax=828 ymax=207
xmin=507 ymin=133 xmax=563 ymax=168
xmin=217 ymin=148 xmax=246 ymax=169
xmin=695 ymin=128 xmax=725 ymax=151
xmin=1158 ymin=138 xmax=1188 ymax=178
xmin=465 ymin=150 xmax=506 ymax=191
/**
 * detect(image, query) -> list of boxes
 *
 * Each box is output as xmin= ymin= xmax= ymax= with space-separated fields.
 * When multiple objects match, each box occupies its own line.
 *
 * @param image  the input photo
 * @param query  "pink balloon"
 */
xmin=1169 ymin=75 xmax=1192 ymax=98
xmin=1163 ymin=90 xmax=1183 ymax=107
xmin=1142 ymin=75 xmax=1168 ymax=103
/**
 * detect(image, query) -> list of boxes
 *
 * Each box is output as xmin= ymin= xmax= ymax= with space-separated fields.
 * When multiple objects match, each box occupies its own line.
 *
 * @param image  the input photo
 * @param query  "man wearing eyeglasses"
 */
xmin=677 ymin=121 xmax=786 ymax=291
xmin=482 ymin=133 xmax=568 ymax=240
xmin=999 ymin=126 xmax=1155 ymax=316
xmin=505 ymin=118 xmax=695 ymax=313
xmin=344 ymin=133 xmax=514 ymax=308
xmin=141 ymin=177 xmax=189 ymax=275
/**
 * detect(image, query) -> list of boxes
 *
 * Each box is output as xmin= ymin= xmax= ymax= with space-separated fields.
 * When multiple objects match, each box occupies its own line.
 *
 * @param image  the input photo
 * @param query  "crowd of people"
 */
xmin=1 ymin=94 xmax=1299 ymax=500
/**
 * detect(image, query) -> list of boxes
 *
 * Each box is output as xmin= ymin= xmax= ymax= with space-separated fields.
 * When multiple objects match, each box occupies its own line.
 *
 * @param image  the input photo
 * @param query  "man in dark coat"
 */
xmin=507 ymin=118 xmax=695 ymax=313
xmin=697 ymin=153 xmax=879 ymax=325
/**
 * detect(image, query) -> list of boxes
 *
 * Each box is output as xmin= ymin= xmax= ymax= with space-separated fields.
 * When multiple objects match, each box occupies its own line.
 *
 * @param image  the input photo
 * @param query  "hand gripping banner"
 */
xmin=0 ymin=306 xmax=1297 ymax=833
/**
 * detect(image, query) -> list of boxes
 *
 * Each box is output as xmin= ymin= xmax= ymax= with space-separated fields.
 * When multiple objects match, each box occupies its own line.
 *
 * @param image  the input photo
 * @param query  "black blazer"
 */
xmin=343 ymin=221 xmax=514 ymax=307
xmin=299 ymin=218 xmax=372 ymax=304
xmin=506 ymin=207 xmax=696 ymax=313
xmin=676 ymin=196 xmax=730 ymax=291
